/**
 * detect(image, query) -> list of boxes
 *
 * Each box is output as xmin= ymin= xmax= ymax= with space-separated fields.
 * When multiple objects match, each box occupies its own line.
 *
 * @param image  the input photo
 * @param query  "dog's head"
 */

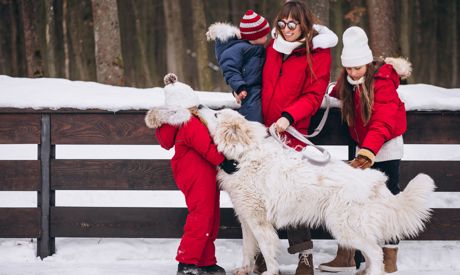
xmin=198 ymin=106 xmax=266 ymax=160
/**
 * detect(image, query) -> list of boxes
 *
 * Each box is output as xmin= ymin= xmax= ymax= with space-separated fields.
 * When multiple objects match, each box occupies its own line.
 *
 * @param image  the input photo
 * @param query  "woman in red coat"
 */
xmin=145 ymin=74 xmax=237 ymax=275
xmin=259 ymin=1 xmax=336 ymax=274
xmin=319 ymin=26 xmax=412 ymax=274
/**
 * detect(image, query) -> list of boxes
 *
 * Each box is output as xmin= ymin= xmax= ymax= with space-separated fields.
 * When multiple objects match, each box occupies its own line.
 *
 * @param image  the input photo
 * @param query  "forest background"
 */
xmin=0 ymin=0 xmax=458 ymax=91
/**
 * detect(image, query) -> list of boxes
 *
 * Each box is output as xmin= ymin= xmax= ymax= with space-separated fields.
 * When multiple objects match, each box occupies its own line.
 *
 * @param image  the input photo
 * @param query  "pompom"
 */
xmin=164 ymin=73 xmax=178 ymax=85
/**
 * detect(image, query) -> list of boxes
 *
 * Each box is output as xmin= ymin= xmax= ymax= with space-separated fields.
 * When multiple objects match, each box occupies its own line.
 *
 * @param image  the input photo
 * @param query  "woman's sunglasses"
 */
xmin=277 ymin=20 xmax=299 ymax=31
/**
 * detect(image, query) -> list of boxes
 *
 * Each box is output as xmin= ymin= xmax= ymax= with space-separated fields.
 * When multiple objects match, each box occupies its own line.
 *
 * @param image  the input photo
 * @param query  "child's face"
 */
xmin=250 ymin=35 xmax=268 ymax=45
xmin=346 ymin=66 xmax=367 ymax=80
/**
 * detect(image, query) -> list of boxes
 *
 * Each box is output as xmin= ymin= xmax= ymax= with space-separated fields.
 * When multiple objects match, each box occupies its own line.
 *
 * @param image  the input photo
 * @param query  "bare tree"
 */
xmin=20 ymin=0 xmax=44 ymax=77
xmin=163 ymin=0 xmax=185 ymax=80
xmin=91 ymin=0 xmax=124 ymax=85
xmin=306 ymin=0 xmax=329 ymax=24
xmin=44 ymin=0 xmax=57 ymax=77
xmin=191 ymin=0 xmax=212 ymax=90
xmin=366 ymin=0 xmax=398 ymax=57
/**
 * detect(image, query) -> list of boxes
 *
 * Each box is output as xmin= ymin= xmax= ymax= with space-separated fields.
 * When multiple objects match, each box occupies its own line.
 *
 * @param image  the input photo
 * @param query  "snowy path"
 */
xmin=1 ymin=238 xmax=459 ymax=275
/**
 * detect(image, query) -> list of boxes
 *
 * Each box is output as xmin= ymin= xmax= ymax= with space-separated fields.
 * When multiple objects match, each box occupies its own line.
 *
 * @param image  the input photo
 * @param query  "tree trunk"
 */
xmin=162 ymin=0 xmax=185 ymax=80
xmin=451 ymin=0 xmax=458 ymax=87
xmin=67 ymin=0 xmax=96 ymax=81
xmin=366 ymin=0 xmax=398 ymax=57
xmin=306 ymin=0 xmax=329 ymax=24
xmin=132 ymin=1 xmax=152 ymax=87
xmin=9 ymin=1 xmax=19 ymax=76
xmin=62 ymin=0 xmax=69 ymax=79
xmin=91 ymin=0 xmax=124 ymax=85
xmin=44 ymin=0 xmax=57 ymax=77
xmin=191 ymin=0 xmax=212 ymax=90
xmin=399 ymin=0 xmax=411 ymax=59
xmin=330 ymin=0 xmax=344 ymax=80
xmin=20 ymin=0 xmax=44 ymax=77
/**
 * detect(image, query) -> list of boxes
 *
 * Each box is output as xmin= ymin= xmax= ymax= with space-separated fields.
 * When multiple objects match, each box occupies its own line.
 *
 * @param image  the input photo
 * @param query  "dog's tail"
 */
xmin=386 ymin=173 xmax=435 ymax=241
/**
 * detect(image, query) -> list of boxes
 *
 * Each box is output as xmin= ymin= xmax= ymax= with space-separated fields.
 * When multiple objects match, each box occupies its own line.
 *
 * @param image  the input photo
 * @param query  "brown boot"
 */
xmin=253 ymin=253 xmax=267 ymax=274
xmin=318 ymin=246 xmax=356 ymax=273
xmin=383 ymin=247 xmax=398 ymax=273
xmin=295 ymin=253 xmax=314 ymax=275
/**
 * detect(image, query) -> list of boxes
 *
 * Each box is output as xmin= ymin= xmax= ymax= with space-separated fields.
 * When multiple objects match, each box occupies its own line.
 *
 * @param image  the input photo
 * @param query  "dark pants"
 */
xmin=355 ymin=159 xmax=401 ymax=266
xmin=287 ymin=226 xmax=313 ymax=254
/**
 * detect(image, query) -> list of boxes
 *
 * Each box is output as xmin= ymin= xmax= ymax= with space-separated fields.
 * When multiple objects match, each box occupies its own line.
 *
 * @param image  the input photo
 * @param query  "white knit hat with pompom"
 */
xmin=163 ymin=73 xmax=199 ymax=108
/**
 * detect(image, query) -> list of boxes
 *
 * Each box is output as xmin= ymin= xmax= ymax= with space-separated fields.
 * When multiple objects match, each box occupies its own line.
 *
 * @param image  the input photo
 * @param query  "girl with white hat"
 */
xmin=145 ymin=73 xmax=238 ymax=275
xmin=318 ymin=26 xmax=412 ymax=274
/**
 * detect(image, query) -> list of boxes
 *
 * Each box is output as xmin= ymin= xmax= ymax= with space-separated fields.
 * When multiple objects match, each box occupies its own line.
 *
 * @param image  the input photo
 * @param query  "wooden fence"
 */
xmin=0 ymin=108 xmax=459 ymax=259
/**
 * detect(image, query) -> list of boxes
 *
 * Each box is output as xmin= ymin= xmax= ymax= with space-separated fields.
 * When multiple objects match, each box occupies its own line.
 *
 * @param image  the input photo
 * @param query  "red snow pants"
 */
xmin=175 ymin=172 xmax=221 ymax=266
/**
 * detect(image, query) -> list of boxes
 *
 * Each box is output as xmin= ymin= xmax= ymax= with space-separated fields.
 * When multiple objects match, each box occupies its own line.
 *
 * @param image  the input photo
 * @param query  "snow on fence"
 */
xmin=0 ymin=108 xmax=459 ymax=259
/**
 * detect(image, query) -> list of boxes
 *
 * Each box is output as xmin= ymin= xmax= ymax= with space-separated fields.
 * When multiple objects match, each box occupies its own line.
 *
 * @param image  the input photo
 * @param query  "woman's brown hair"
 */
xmin=337 ymin=60 xmax=384 ymax=126
xmin=274 ymin=0 xmax=318 ymax=76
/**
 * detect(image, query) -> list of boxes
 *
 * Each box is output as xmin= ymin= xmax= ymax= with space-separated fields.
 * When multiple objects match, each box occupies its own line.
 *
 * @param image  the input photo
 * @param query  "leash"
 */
xmin=268 ymin=83 xmax=335 ymax=165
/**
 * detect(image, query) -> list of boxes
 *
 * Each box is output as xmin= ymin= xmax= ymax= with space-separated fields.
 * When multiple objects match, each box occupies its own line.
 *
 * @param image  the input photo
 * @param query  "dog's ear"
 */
xmin=217 ymin=117 xmax=253 ymax=146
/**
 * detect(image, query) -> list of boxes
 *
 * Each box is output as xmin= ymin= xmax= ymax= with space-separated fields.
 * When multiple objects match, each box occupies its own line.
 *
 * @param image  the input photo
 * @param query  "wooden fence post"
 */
xmin=37 ymin=114 xmax=55 ymax=258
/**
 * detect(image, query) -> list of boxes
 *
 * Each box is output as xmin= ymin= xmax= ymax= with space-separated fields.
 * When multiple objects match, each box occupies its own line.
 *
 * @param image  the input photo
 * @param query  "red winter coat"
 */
xmin=330 ymin=64 xmax=407 ymax=154
xmin=262 ymin=39 xmax=332 ymax=149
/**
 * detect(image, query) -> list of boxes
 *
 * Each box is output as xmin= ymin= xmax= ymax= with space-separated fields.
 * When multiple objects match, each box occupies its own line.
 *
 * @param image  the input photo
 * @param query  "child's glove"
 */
xmin=219 ymin=158 xmax=239 ymax=174
xmin=349 ymin=148 xmax=375 ymax=169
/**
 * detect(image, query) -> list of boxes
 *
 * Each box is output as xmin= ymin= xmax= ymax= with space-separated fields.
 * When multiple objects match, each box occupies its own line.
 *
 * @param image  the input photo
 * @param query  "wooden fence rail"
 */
xmin=0 ymin=108 xmax=459 ymax=259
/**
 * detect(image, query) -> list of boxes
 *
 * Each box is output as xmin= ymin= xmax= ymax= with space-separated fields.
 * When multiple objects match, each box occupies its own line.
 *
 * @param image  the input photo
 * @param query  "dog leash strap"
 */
xmin=304 ymin=82 xmax=335 ymax=138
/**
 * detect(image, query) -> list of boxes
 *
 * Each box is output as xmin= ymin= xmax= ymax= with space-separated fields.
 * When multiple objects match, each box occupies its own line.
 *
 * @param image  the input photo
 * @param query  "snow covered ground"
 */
xmin=0 ymin=76 xmax=459 ymax=274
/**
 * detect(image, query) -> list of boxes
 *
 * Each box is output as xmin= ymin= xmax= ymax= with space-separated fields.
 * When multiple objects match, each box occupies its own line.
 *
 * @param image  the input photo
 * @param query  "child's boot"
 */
xmin=199 ymin=264 xmax=226 ymax=275
xmin=383 ymin=246 xmax=398 ymax=273
xmin=177 ymin=263 xmax=201 ymax=275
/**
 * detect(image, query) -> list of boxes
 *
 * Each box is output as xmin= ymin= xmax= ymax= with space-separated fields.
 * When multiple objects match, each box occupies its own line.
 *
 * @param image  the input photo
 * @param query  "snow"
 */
xmin=1 ymin=75 xmax=459 ymax=112
xmin=0 ymin=76 xmax=459 ymax=274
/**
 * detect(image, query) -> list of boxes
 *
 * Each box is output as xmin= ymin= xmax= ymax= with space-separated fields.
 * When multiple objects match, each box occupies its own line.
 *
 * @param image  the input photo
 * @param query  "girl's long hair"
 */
xmin=274 ymin=0 xmax=318 ymax=77
xmin=337 ymin=60 xmax=384 ymax=126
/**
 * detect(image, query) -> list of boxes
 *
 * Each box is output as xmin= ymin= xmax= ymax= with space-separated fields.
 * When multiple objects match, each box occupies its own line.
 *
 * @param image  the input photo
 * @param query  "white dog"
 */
xmin=198 ymin=106 xmax=435 ymax=275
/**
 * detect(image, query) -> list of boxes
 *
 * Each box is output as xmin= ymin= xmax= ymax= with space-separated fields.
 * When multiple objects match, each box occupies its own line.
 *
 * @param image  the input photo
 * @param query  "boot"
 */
xmin=199 ymin=264 xmax=226 ymax=275
xmin=318 ymin=246 xmax=356 ymax=272
xmin=383 ymin=247 xmax=398 ymax=273
xmin=295 ymin=252 xmax=314 ymax=275
xmin=177 ymin=263 xmax=201 ymax=275
xmin=253 ymin=253 xmax=267 ymax=274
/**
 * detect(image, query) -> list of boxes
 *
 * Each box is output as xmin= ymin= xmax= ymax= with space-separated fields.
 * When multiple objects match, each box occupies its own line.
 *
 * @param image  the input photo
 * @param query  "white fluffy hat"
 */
xmin=341 ymin=26 xmax=373 ymax=67
xmin=163 ymin=73 xmax=199 ymax=108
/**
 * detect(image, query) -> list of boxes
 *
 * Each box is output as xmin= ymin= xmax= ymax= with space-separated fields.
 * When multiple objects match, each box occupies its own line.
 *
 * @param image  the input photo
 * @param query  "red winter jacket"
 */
xmin=262 ymin=39 xmax=331 ymax=149
xmin=330 ymin=64 xmax=407 ymax=154
xmin=155 ymin=116 xmax=225 ymax=188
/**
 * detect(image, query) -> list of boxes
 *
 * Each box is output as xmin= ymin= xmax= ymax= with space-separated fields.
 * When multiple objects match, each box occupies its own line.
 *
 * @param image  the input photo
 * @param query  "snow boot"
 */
xmin=253 ymin=253 xmax=267 ymax=274
xmin=383 ymin=247 xmax=398 ymax=273
xmin=295 ymin=252 xmax=314 ymax=275
xmin=318 ymin=246 xmax=356 ymax=272
xmin=199 ymin=264 xmax=226 ymax=275
xmin=177 ymin=263 xmax=201 ymax=275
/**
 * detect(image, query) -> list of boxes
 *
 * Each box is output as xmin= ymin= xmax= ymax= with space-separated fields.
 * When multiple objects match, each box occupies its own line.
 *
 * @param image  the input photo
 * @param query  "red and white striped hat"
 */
xmin=239 ymin=10 xmax=270 ymax=41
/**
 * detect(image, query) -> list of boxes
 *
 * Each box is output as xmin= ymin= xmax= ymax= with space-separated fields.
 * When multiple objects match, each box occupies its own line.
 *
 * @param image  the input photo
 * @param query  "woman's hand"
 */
xmin=275 ymin=117 xmax=290 ymax=133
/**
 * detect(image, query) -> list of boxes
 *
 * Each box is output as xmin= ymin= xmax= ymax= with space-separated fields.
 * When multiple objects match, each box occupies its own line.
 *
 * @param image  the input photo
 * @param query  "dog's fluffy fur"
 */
xmin=198 ymin=107 xmax=435 ymax=275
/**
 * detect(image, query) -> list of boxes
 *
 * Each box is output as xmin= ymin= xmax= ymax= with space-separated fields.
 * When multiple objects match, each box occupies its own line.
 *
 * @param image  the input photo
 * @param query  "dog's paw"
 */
xmin=232 ymin=266 xmax=250 ymax=275
xmin=261 ymin=271 xmax=280 ymax=275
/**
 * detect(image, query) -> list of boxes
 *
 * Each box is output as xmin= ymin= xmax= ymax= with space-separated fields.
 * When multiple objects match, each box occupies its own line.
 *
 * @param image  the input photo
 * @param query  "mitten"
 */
xmin=349 ymin=148 xmax=375 ymax=169
xmin=219 ymin=158 xmax=239 ymax=174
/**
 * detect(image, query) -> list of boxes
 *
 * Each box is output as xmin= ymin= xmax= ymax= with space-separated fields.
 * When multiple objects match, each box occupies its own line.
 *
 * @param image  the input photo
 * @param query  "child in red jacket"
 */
xmin=145 ymin=73 xmax=237 ymax=275
xmin=319 ymin=26 xmax=412 ymax=274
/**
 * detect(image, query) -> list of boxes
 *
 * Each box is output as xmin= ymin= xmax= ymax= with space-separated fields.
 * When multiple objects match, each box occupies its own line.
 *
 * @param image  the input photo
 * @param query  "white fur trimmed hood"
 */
xmin=206 ymin=22 xmax=241 ymax=42
xmin=144 ymin=107 xmax=191 ymax=129
xmin=384 ymin=57 xmax=412 ymax=80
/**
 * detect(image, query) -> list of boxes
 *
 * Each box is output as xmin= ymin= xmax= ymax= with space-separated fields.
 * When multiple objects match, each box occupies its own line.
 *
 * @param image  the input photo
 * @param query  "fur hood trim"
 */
xmin=144 ymin=107 xmax=191 ymax=129
xmin=384 ymin=57 xmax=412 ymax=80
xmin=206 ymin=22 xmax=241 ymax=42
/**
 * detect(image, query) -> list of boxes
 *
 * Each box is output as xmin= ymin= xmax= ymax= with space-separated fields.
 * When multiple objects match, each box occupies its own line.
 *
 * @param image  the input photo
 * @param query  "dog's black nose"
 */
xmin=198 ymin=104 xmax=204 ymax=109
